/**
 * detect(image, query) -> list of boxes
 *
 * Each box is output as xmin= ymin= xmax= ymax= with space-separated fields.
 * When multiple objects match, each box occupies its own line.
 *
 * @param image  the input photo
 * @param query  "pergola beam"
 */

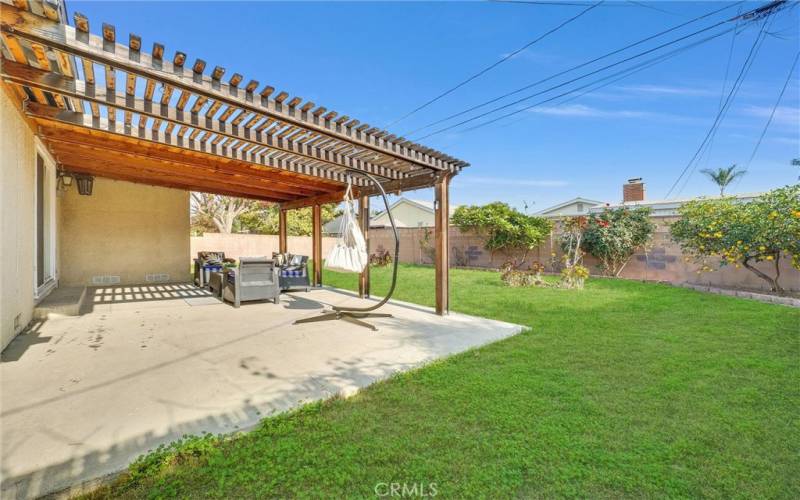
xmin=44 ymin=140 xmax=311 ymax=201
xmin=359 ymin=194 xmax=370 ymax=298
xmin=434 ymin=174 xmax=452 ymax=315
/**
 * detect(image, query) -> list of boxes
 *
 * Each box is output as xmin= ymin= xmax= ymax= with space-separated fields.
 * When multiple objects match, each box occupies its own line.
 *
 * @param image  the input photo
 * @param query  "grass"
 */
xmin=92 ymin=264 xmax=799 ymax=498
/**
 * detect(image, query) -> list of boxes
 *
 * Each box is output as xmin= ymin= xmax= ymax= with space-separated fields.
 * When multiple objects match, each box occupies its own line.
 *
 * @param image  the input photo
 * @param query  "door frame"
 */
xmin=33 ymin=138 xmax=58 ymax=302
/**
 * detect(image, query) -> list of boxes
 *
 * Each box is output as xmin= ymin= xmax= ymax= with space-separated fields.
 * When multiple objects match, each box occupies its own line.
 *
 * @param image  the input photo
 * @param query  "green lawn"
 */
xmin=96 ymin=265 xmax=799 ymax=498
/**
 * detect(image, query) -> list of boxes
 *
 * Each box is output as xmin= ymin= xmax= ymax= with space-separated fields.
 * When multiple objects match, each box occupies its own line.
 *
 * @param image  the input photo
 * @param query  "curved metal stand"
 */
xmin=294 ymin=171 xmax=399 ymax=331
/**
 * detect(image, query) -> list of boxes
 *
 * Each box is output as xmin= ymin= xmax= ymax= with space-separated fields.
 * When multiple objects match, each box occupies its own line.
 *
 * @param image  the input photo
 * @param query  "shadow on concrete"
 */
xmin=281 ymin=293 xmax=326 ymax=310
xmin=0 ymin=320 xmax=51 ymax=363
xmin=82 ymin=284 xmax=213 ymax=313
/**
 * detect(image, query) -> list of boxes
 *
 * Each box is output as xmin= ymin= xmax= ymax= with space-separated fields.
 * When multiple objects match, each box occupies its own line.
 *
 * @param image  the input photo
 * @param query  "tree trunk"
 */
xmin=742 ymin=255 xmax=783 ymax=293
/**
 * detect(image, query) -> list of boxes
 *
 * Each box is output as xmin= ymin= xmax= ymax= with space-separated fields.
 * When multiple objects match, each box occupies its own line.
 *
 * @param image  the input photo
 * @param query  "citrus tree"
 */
xmin=669 ymin=184 xmax=800 ymax=293
xmin=580 ymin=207 xmax=655 ymax=277
xmin=452 ymin=202 xmax=552 ymax=269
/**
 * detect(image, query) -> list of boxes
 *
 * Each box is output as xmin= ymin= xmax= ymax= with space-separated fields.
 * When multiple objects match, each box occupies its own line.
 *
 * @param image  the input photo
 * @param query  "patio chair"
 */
xmin=222 ymin=257 xmax=281 ymax=308
xmin=273 ymin=253 xmax=311 ymax=292
xmin=194 ymin=251 xmax=225 ymax=287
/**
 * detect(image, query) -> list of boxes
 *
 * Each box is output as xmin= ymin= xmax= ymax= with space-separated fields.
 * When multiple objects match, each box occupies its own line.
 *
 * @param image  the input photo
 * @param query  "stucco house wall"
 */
xmin=0 ymin=88 xmax=38 ymax=350
xmin=59 ymin=178 xmax=190 ymax=286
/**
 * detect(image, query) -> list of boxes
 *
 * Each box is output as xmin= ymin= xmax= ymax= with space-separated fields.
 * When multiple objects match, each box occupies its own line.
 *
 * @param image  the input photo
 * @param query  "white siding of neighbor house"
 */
xmin=0 ymin=89 xmax=39 ymax=350
xmin=371 ymin=200 xmax=436 ymax=228
xmin=539 ymin=200 xmax=600 ymax=218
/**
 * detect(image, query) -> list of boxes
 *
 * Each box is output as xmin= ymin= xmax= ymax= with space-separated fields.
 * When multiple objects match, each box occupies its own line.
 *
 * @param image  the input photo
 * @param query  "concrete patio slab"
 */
xmin=0 ymin=286 xmax=524 ymax=499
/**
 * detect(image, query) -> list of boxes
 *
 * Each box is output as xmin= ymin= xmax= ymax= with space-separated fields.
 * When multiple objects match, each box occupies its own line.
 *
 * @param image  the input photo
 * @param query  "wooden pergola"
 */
xmin=0 ymin=0 xmax=468 ymax=314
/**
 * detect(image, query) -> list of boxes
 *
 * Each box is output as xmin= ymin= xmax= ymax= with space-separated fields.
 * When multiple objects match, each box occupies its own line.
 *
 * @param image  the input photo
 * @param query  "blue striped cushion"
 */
xmin=281 ymin=269 xmax=305 ymax=278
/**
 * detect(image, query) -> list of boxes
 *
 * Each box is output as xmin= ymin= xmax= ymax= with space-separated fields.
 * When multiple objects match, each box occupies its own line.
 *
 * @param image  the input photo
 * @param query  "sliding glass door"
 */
xmin=34 ymin=146 xmax=56 ymax=299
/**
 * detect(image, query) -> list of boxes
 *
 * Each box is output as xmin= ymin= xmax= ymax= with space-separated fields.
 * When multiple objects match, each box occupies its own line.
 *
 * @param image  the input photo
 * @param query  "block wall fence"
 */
xmin=191 ymin=216 xmax=799 ymax=293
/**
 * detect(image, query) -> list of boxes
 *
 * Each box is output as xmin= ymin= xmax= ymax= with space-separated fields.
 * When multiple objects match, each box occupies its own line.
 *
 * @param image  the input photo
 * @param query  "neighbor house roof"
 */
xmin=536 ymin=197 xmax=604 ymax=217
xmin=370 ymin=197 xmax=459 ymax=221
xmin=0 ymin=1 xmax=468 ymax=208
xmin=590 ymin=192 xmax=765 ymax=217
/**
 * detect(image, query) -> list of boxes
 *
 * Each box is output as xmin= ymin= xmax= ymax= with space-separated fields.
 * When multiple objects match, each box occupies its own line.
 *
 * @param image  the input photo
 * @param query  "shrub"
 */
xmin=500 ymin=261 xmax=545 ymax=287
xmin=581 ymin=207 xmax=655 ymax=277
xmin=452 ymin=202 xmax=552 ymax=269
xmin=369 ymin=248 xmax=393 ymax=267
xmin=670 ymin=184 xmax=800 ymax=293
xmin=557 ymin=216 xmax=589 ymax=289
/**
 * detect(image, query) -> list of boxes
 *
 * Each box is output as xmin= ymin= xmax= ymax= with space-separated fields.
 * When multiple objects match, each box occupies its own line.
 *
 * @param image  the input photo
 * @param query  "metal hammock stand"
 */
xmin=294 ymin=171 xmax=400 ymax=331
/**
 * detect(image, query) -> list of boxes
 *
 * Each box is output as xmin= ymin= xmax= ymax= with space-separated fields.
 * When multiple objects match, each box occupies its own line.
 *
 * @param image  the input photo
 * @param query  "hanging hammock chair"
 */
xmin=294 ymin=172 xmax=400 ymax=331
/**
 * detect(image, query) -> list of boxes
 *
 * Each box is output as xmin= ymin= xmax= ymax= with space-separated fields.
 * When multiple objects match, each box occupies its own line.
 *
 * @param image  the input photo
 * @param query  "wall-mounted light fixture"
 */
xmin=57 ymin=171 xmax=73 ymax=191
xmin=74 ymin=174 xmax=94 ymax=195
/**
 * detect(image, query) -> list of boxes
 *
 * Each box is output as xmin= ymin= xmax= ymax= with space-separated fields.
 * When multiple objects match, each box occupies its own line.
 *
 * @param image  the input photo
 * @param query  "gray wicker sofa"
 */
xmin=272 ymin=253 xmax=311 ymax=291
xmin=222 ymin=257 xmax=281 ymax=307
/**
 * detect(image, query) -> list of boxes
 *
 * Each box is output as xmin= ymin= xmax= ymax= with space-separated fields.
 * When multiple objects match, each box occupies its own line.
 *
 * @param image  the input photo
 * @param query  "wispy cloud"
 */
xmin=500 ymin=51 xmax=556 ymax=64
xmin=740 ymin=105 xmax=800 ymax=127
xmin=528 ymin=104 xmax=652 ymax=119
xmin=527 ymin=103 xmax=704 ymax=124
xmin=769 ymin=136 xmax=799 ymax=145
xmin=460 ymin=176 xmax=569 ymax=188
xmin=616 ymin=84 xmax=717 ymax=97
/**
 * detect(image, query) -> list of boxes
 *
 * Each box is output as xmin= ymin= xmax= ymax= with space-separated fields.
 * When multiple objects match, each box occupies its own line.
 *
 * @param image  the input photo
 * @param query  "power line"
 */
xmin=696 ymin=7 xmax=744 ymax=172
xmin=626 ymin=1 xmax=684 ymax=18
xmin=737 ymin=50 xmax=800 ymax=184
xmin=415 ymin=15 xmax=745 ymax=141
xmin=665 ymin=18 xmax=770 ymax=198
xmin=674 ymin=15 xmax=775 ymax=196
xmin=402 ymin=1 xmax=744 ymax=138
xmin=491 ymin=0 xmax=636 ymax=6
xmin=489 ymin=27 xmax=735 ymax=131
xmin=383 ymin=1 xmax=602 ymax=129
xmin=455 ymin=25 xmax=740 ymax=134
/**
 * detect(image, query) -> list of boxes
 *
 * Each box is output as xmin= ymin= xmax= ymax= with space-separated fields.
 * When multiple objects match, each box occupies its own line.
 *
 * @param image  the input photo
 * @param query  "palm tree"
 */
xmin=700 ymin=165 xmax=746 ymax=196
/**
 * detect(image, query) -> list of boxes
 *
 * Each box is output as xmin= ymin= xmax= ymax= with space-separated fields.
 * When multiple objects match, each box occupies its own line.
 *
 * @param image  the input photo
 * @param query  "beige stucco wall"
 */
xmin=59 ymin=178 xmax=190 ymax=286
xmin=0 ymin=88 xmax=37 ymax=350
xmin=191 ymin=233 xmax=337 ymax=262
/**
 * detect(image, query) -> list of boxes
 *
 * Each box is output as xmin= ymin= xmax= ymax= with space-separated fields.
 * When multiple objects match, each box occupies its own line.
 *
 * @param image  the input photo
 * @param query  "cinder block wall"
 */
xmin=59 ymin=178 xmax=190 ymax=286
xmin=368 ymin=223 xmax=800 ymax=293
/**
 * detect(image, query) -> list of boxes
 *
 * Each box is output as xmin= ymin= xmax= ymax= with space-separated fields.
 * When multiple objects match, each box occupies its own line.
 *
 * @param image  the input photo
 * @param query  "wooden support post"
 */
xmin=434 ymin=174 xmax=451 ymax=315
xmin=359 ymin=194 xmax=370 ymax=298
xmin=312 ymin=203 xmax=322 ymax=287
xmin=278 ymin=208 xmax=288 ymax=254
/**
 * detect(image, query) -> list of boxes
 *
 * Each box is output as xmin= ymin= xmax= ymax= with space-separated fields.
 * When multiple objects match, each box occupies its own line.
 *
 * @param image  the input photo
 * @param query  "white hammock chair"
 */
xmin=295 ymin=173 xmax=400 ymax=331
xmin=324 ymin=182 xmax=368 ymax=274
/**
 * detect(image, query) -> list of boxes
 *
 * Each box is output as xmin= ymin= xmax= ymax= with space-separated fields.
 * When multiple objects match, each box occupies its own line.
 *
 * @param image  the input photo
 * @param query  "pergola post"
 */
xmin=434 ymin=173 xmax=451 ymax=315
xmin=278 ymin=208 xmax=288 ymax=254
xmin=358 ymin=194 xmax=370 ymax=298
xmin=312 ymin=203 xmax=322 ymax=287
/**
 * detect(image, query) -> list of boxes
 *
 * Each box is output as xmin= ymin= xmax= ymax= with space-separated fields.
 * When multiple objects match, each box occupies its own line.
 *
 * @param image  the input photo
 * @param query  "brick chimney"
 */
xmin=623 ymin=178 xmax=645 ymax=202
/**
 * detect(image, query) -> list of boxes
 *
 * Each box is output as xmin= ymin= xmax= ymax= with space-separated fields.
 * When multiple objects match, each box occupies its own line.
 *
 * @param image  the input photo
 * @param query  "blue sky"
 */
xmin=70 ymin=1 xmax=799 ymax=212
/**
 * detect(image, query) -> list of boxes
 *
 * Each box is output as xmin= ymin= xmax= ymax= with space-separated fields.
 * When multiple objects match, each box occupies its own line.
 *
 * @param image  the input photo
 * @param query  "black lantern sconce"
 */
xmin=74 ymin=174 xmax=94 ymax=196
xmin=57 ymin=171 xmax=73 ymax=191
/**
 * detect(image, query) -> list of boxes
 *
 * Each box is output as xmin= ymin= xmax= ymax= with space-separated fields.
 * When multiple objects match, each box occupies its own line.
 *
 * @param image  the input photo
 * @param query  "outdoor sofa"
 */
xmin=193 ymin=251 xmax=225 ymax=288
xmin=272 ymin=253 xmax=311 ymax=291
xmin=222 ymin=257 xmax=281 ymax=307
